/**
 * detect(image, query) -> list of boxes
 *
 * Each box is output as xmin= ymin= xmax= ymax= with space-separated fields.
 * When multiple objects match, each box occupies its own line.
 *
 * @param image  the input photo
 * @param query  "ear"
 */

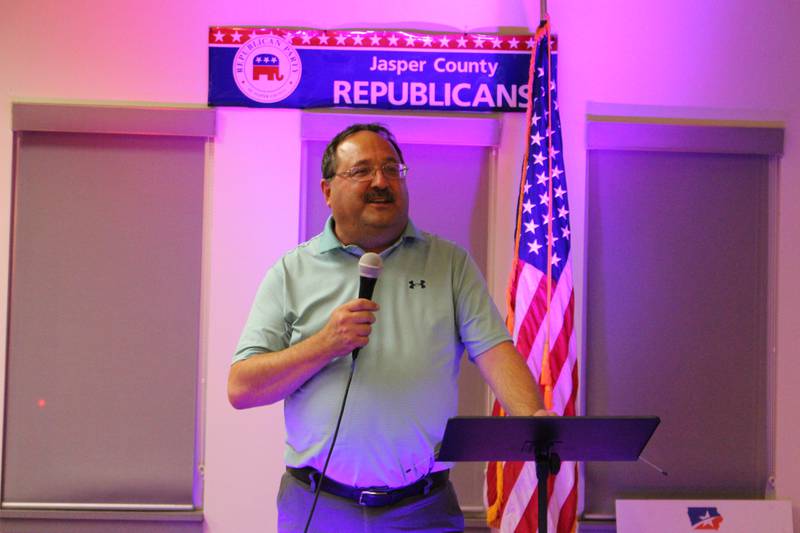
xmin=320 ymin=179 xmax=332 ymax=208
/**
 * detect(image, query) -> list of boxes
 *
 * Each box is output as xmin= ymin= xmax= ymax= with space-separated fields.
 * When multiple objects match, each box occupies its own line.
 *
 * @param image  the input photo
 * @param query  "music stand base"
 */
xmin=535 ymin=450 xmax=561 ymax=533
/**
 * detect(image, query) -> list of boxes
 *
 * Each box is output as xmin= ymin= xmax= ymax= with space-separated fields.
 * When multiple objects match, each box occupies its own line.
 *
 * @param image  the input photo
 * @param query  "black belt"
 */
xmin=287 ymin=466 xmax=449 ymax=507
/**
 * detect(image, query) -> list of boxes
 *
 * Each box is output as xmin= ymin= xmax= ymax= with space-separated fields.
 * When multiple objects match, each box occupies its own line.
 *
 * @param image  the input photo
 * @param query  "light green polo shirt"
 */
xmin=234 ymin=217 xmax=510 ymax=488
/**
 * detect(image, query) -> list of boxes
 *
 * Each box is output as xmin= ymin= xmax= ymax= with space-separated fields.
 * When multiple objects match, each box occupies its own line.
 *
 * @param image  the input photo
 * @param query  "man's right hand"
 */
xmin=228 ymin=298 xmax=380 ymax=409
xmin=316 ymin=298 xmax=379 ymax=358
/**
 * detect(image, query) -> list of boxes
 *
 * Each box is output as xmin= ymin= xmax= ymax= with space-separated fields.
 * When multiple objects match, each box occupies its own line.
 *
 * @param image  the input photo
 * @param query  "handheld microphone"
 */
xmin=353 ymin=252 xmax=383 ymax=361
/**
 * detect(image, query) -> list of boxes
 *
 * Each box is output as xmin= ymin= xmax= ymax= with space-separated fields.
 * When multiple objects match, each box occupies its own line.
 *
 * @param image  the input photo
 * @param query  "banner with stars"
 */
xmin=208 ymin=27 xmax=535 ymax=112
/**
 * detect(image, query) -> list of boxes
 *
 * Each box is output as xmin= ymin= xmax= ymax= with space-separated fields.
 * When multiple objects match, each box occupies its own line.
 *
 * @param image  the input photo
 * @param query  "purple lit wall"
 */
xmin=0 ymin=1 xmax=798 ymax=532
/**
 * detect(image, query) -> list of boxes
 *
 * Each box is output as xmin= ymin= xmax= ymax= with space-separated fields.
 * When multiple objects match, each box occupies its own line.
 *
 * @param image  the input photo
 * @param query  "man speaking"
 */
xmin=228 ymin=123 xmax=549 ymax=532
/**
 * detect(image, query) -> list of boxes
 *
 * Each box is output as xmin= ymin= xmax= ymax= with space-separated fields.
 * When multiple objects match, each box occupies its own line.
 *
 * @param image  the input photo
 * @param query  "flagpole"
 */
xmin=542 ymin=23 xmax=555 ymax=411
xmin=540 ymin=0 xmax=548 ymax=21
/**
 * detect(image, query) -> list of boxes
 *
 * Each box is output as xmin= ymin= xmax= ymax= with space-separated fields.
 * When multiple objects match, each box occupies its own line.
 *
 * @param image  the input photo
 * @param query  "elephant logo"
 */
xmin=233 ymin=34 xmax=302 ymax=103
xmin=253 ymin=54 xmax=284 ymax=81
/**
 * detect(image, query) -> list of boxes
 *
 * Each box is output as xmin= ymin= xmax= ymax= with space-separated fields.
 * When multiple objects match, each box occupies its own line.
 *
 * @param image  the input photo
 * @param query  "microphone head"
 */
xmin=358 ymin=252 xmax=383 ymax=279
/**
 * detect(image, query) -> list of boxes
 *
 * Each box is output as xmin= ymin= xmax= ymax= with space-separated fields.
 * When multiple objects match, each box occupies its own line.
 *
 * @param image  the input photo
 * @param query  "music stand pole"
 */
xmin=535 ymin=448 xmax=561 ymax=533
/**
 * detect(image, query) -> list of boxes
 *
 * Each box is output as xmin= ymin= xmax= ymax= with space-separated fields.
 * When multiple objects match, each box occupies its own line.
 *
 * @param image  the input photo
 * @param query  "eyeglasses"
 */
xmin=335 ymin=162 xmax=409 ymax=182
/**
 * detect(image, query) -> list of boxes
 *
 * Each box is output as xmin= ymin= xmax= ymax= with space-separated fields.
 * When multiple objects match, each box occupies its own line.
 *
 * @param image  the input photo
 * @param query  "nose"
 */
xmin=370 ymin=166 xmax=390 ymax=187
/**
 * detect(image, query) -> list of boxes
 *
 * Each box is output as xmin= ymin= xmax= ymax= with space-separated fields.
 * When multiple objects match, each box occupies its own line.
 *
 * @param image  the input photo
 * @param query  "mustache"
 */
xmin=364 ymin=189 xmax=395 ymax=203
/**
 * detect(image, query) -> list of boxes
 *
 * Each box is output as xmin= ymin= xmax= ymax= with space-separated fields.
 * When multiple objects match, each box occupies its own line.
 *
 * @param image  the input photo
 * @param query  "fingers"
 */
xmin=342 ymin=298 xmax=380 ymax=312
xmin=336 ymin=299 xmax=378 ymax=324
xmin=350 ymin=311 xmax=377 ymax=324
xmin=319 ymin=299 xmax=380 ymax=357
xmin=338 ymin=299 xmax=379 ymax=327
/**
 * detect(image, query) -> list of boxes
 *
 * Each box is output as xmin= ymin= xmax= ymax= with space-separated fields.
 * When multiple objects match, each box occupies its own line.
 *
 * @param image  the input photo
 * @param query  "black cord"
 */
xmin=303 ymin=357 xmax=357 ymax=533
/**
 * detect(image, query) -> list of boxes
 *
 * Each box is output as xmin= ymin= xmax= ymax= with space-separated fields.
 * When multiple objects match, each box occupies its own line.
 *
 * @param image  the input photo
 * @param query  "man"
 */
xmin=228 ymin=123 xmax=549 ymax=532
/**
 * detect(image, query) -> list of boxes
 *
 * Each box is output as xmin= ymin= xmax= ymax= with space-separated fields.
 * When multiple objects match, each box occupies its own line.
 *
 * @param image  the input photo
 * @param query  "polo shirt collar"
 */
xmin=316 ymin=216 xmax=426 ymax=255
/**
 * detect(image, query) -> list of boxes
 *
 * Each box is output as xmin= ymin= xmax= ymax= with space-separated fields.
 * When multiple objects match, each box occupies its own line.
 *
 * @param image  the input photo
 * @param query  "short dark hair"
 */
xmin=321 ymin=123 xmax=404 ymax=181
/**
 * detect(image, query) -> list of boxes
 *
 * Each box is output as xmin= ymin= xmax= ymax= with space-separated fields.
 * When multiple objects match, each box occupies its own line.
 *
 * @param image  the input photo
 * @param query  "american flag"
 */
xmin=486 ymin=21 xmax=579 ymax=533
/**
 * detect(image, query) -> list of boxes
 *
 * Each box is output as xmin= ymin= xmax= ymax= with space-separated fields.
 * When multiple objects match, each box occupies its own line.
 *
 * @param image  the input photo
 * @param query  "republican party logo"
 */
xmin=233 ymin=34 xmax=302 ymax=103
xmin=688 ymin=507 xmax=724 ymax=530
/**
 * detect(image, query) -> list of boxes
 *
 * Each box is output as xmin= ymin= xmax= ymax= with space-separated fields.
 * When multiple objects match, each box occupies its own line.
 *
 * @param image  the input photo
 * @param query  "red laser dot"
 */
xmin=37 ymin=399 xmax=46 ymax=408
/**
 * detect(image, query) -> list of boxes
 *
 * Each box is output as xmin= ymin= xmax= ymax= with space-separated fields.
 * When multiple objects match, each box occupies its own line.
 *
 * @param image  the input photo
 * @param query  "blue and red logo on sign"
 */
xmin=688 ymin=507 xmax=724 ymax=530
xmin=252 ymin=54 xmax=284 ymax=81
xmin=231 ymin=33 xmax=302 ymax=104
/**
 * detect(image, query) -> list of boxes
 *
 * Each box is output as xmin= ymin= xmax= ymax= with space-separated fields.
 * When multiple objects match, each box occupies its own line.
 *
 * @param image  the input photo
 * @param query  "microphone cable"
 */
xmin=303 ymin=253 xmax=381 ymax=532
xmin=303 ymin=356 xmax=357 ymax=533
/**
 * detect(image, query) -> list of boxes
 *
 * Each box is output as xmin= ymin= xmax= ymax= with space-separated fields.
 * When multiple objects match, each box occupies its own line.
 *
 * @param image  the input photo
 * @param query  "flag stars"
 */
xmin=317 ymin=34 xmax=330 ymax=44
xmin=456 ymin=35 xmax=468 ymax=47
xmin=213 ymin=30 xmax=225 ymax=42
xmin=387 ymin=35 xmax=400 ymax=46
xmin=369 ymin=34 xmax=382 ymax=46
xmin=439 ymin=35 xmax=451 ymax=47
xmin=404 ymin=35 xmax=416 ymax=46
xmin=522 ymin=199 xmax=535 ymax=214
xmin=230 ymin=30 xmax=243 ymax=42
xmin=422 ymin=35 xmax=433 ymax=47
xmin=538 ymin=192 xmax=550 ymax=206
xmin=508 ymin=34 xmax=571 ymax=276
xmin=352 ymin=34 xmax=365 ymax=45
xmin=335 ymin=34 xmax=348 ymax=45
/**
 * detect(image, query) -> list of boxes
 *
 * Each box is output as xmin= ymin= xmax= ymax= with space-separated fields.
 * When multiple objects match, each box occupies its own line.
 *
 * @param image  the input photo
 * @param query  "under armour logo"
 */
xmin=408 ymin=280 xmax=427 ymax=289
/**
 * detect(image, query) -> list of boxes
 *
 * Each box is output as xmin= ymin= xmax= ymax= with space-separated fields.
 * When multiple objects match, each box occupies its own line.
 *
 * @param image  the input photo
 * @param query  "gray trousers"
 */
xmin=277 ymin=471 xmax=465 ymax=532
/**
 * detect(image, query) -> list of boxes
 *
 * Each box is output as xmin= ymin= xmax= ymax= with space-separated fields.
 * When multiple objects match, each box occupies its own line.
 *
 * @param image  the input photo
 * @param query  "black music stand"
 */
xmin=437 ymin=416 xmax=660 ymax=533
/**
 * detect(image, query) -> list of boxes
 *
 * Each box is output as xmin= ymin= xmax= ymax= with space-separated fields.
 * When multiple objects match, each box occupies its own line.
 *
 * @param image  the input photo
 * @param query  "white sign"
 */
xmin=616 ymin=499 xmax=792 ymax=533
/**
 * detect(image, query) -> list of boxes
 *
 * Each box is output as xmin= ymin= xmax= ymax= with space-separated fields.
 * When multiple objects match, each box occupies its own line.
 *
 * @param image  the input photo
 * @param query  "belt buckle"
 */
xmin=357 ymin=489 xmax=389 ymax=507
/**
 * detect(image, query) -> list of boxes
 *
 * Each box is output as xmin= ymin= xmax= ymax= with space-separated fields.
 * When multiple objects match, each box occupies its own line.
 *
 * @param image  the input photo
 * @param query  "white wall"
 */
xmin=0 ymin=0 xmax=797 ymax=531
